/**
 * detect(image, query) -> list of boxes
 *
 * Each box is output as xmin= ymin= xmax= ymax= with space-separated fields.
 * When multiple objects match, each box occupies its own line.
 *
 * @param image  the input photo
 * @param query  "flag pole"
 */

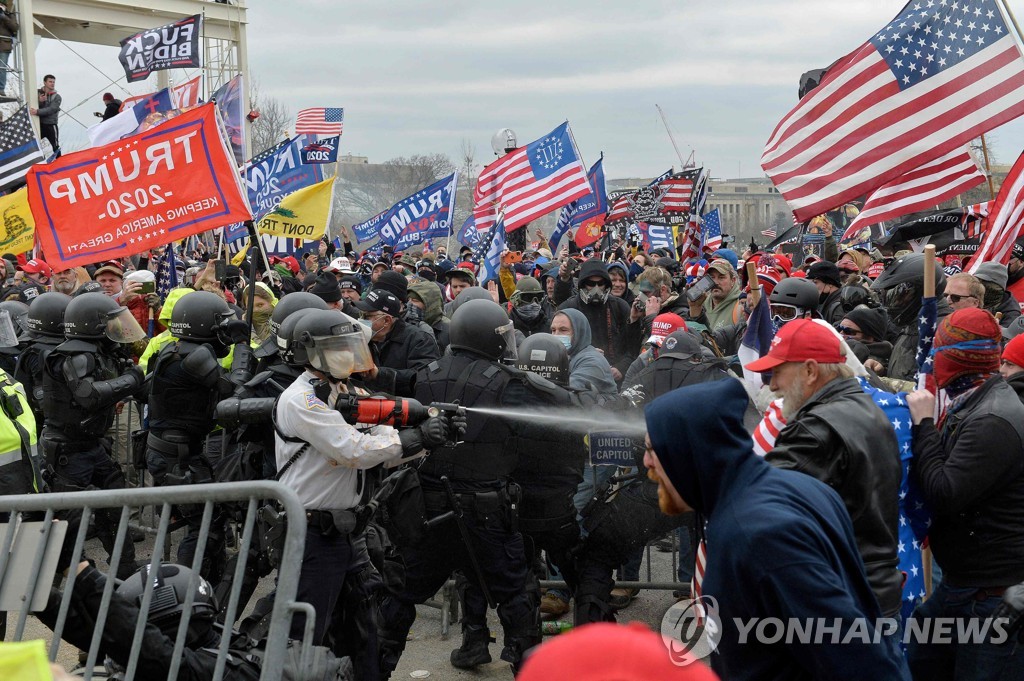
xmin=999 ymin=0 xmax=1024 ymax=47
xmin=980 ymin=134 xmax=996 ymax=200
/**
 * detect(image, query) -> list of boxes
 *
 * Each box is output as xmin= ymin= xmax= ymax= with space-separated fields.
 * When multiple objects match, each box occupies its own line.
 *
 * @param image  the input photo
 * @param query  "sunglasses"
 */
xmin=944 ymin=293 xmax=976 ymax=304
xmin=770 ymin=304 xmax=799 ymax=322
xmin=837 ymin=325 xmax=862 ymax=337
xmin=580 ymin=279 xmax=608 ymax=289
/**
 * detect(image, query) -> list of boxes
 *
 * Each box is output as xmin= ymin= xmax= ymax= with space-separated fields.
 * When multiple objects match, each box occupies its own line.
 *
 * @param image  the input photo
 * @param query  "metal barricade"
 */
xmin=0 ymin=481 xmax=309 ymax=681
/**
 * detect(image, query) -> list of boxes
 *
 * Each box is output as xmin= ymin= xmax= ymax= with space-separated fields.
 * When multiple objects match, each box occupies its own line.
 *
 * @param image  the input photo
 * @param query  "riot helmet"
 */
xmin=24 ymin=292 xmax=72 ymax=338
xmin=117 ymin=563 xmax=217 ymax=648
xmin=291 ymin=309 xmax=373 ymax=380
xmin=0 ymin=300 xmax=29 ymax=339
xmin=768 ymin=277 xmax=819 ymax=329
xmin=169 ymin=291 xmax=233 ymax=342
xmin=63 ymin=292 xmax=146 ymax=343
xmin=278 ymin=308 xmax=319 ymax=365
xmin=269 ymin=291 xmax=330 ymax=337
xmin=515 ymin=333 xmax=569 ymax=386
xmin=450 ymin=299 xmax=518 ymax=361
xmin=870 ymin=252 xmax=946 ymax=327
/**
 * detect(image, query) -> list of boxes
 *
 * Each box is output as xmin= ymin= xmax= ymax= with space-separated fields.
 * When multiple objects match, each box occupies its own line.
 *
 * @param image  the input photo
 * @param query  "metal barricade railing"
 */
xmin=0 ymin=481 xmax=308 ymax=681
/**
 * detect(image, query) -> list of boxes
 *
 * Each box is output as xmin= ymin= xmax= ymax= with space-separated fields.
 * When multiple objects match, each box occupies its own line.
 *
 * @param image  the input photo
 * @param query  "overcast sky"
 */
xmin=35 ymin=0 xmax=1024 ymax=184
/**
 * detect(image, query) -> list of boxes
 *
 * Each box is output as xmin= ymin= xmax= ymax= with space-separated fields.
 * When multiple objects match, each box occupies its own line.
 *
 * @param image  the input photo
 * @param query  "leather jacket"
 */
xmin=766 ymin=377 xmax=904 ymax=616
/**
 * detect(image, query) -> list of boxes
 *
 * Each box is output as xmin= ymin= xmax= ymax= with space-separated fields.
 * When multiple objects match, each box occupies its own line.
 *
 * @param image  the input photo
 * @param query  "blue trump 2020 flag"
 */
xmin=474 ymin=212 xmax=506 ymax=284
xmin=245 ymin=134 xmax=325 ymax=223
xmin=457 ymin=215 xmax=481 ymax=250
xmin=550 ymin=156 xmax=607 ymax=253
xmin=352 ymin=172 xmax=459 ymax=250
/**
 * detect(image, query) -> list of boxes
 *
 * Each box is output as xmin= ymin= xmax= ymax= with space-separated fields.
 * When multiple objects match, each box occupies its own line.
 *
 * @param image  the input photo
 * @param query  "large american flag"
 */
xmin=762 ymin=0 xmax=1024 ymax=222
xmin=969 ymin=148 xmax=1024 ymax=271
xmin=473 ymin=122 xmax=591 ymax=233
xmin=0 ymin=107 xmax=43 ymax=192
xmin=295 ymin=107 xmax=344 ymax=135
xmin=842 ymin=147 xmax=985 ymax=238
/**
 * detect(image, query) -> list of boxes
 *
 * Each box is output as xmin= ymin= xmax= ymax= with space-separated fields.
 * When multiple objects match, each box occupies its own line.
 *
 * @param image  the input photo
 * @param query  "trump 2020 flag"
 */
xmin=118 ymin=15 xmax=202 ymax=83
xmin=762 ymin=0 xmax=1024 ymax=222
xmin=565 ymin=156 xmax=609 ymax=249
xmin=87 ymin=88 xmax=174 ymax=148
xmin=245 ymin=134 xmax=325 ymax=221
xmin=456 ymin=215 xmax=481 ymax=250
xmin=474 ymin=212 xmax=506 ymax=284
xmin=301 ymin=136 xmax=339 ymax=165
xmin=473 ymin=122 xmax=591 ymax=233
xmin=351 ymin=172 xmax=457 ymax=250
xmin=28 ymin=103 xmax=250 ymax=270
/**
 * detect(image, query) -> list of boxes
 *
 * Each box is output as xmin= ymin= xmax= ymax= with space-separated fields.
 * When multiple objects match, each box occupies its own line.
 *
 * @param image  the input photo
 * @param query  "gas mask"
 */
xmin=579 ymin=281 xmax=610 ymax=305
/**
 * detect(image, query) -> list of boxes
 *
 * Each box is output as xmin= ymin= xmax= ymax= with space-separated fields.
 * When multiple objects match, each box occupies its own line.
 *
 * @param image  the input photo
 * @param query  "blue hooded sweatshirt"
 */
xmin=557 ymin=308 xmax=617 ymax=395
xmin=645 ymin=380 xmax=909 ymax=681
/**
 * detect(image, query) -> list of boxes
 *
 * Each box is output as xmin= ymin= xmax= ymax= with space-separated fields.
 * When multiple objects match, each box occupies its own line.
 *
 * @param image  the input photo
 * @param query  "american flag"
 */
xmin=761 ymin=228 xmax=777 ymax=238
xmin=155 ymin=244 xmax=179 ymax=302
xmin=295 ymin=107 xmax=344 ymax=136
xmin=605 ymin=176 xmax=695 ymax=226
xmin=916 ymin=290 xmax=939 ymax=393
xmin=963 ymin=200 xmax=992 ymax=238
xmin=473 ymin=122 xmax=591 ymax=233
xmin=700 ymin=208 xmax=723 ymax=251
xmin=762 ymin=0 xmax=1024 ymax=222
xmin=842 ymin=147 xmax=986 ymax=239
xmin=969 ymin=148 xmax=1024 ymax=271
xmin=677 ymin=169 xmax=708 ymax=261
xmin=0 ymin=107 xmax=43 ymax=192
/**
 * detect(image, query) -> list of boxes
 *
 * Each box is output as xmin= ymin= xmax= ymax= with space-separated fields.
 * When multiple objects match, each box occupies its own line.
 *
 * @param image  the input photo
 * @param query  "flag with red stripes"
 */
xmin=604 ymin=175 xmax=695 ymax=226
xmin=969 ymin=148 xmax=1024 ymax=270
xmin=762 ymin=0 xmax=1024 ymax=222
xmin=473 ymin=122 xmax=591 ymax=233
xmin=963 ymin=200 xmax=992 ymax=239
xmin=841 ymin=148 xmax=986 ymax=238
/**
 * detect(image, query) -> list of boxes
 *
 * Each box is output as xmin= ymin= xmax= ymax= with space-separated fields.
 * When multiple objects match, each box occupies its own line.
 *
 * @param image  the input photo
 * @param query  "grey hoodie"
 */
xmin=558 ymin=308 xmax=617 ymax=395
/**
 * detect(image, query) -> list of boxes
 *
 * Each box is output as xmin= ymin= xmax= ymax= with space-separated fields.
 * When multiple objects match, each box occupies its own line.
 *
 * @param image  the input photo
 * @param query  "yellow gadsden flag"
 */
xmin=256 ymin=177 xmax=335 ymax=241
xmin=0 ymin=189 xmax=36 ymax=255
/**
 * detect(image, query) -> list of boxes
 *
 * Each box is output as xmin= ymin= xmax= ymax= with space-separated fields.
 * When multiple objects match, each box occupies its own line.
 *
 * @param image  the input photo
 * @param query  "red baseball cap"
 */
xmin=19 ymin=258 xmax=52 ymax=278
xmin=745 ymin=318 xmax=844 ymax=372
xmin=647 ymin=313 xmax=687 ymax=346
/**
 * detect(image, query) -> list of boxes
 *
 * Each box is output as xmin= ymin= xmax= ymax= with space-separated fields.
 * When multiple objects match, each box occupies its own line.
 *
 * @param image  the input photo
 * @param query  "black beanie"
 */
xmin=843 ymin=306 xmax=887 ymax=342
xmin=376 ymin=270 xmax=409 ymax=302
xmin=308 ymin=272 xmax=341 ymax=303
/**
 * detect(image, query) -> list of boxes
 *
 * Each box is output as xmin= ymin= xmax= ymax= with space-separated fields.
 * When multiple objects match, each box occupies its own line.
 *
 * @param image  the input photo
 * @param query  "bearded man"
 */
xmin=642 ymin=379 xmax=909 ymax=681
xmin=745 ymin=319 xmax=904 ymax=619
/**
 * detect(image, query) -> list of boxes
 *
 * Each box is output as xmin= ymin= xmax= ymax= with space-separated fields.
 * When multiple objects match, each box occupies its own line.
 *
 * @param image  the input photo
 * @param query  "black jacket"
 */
xmin=888 ymin=298 xmax=952 ymax=380
xmin=991 ymin=291 xmax=1022 ymax=328
xmin=371 ymin=317 xmax=440 ymax=396
xmin=912 ymin=376 xmax=1024 ymax=587
xmin=1008 ymin=371 xmax=1024 ymax=404
xmin=766 ymin=377 xmax=904 ymax=616
xmin=553 ymin=280 xmax=642 ymax=377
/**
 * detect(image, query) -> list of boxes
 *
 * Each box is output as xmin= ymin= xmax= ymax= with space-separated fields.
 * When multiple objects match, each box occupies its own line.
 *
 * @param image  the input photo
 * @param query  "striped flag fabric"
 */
xmin=700 ymin=208 xmax=723 ymax=251
xmin=761 ymin=228 xmax=777 ymax=239
xmin=472 ymin=122 xmax=591 ymax=233
xmin=295 ymin=107 xmax=344 ymax=135
xmin=963 ymin=200 xmax=992 ymax=239
xmin=605 ymin=175 xmax=695 ymax=226
xmin=737 ymin=288 xmax=775 ymax=391
xmin=0 ymin=107 xmax=44 ymax=192
xmin=762 ymin=0 xmax=1024 ymax=222
xmin=842 ymin=148 xmax=986 ymax=238
xmin=969 ymin=148 xmax=1024 ymax=270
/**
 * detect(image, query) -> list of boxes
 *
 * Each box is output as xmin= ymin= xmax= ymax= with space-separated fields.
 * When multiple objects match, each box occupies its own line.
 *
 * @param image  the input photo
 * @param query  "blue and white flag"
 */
xmin=474 ymin=211 xmax=506 ymax=284
xmin=352 ymin=172 xmax=458 ymax=249
xmin=738 ymin=289 xmax=774 ymax=390
xmin=456 ymin=215 xmax=482 ymax=250
xmin=155 ymin=244 xmax=179 ymax=302
xmin=87 ymin=88 xmax=174 ymax=148
xmin=552 ymin=156 xmax=608 ymax=251
xmin=245 ymin=134 xmax=325 ymax=223
xmin=300 ymin=135 xmax=339 ymax=164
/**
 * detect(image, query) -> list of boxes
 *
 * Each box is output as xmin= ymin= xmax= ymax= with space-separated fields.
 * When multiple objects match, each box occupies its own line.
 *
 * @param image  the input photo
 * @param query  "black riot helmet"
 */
xmin=870 ymin=252 xmax=946 ymax=327
xmin=515 ymin=333 xmax=569 ymax=387
xmin=768 ymin=277 xmax=820 ymax=311
xmin=290 ymin=309 xmax=373 ymax=379
xmin=117 ymin=563 xmax=217 ymax=648
xmin=269 ymin=291 xmax=329 ymax=337
xmin=170 ymin=291 xmax=233 ymax=342
xmin=63 ymin=292 xmax=146 ymax=342
xmin=0 ymin=300 xmax=29 ymax=334
xmin=24 ymin=292 xmax=72 ymax=338
xmin=278 ymin=308 xmax=319 ymax=366
xmin=449 ymin=299 xmax=518 ymax=361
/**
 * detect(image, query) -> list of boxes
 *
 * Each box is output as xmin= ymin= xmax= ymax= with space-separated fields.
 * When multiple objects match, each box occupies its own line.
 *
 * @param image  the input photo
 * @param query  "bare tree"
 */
xmin=247 ymin=80 xmax=292 ymax=158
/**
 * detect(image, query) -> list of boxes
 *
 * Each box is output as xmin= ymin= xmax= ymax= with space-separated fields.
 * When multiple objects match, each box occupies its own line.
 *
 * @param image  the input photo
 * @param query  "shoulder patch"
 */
xmin=304 ymin=392 xmax=328 ymax=411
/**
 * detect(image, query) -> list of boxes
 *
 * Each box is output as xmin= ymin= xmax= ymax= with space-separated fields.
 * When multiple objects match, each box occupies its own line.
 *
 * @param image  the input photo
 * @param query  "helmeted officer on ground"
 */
xmin=38 ymin=561 xmax=354 ymax=680
xmin=14 ymin=291 xmax=71 ymax=432
xmin=146 ymin=291 xmax=252 ymax=582
xmin=379 ymin=300 xmax=599 ymax=675
xmin=276 ymin=308 xmax=453 ymax=679
xmin=41 ymin=292 xmax=146 ymax=579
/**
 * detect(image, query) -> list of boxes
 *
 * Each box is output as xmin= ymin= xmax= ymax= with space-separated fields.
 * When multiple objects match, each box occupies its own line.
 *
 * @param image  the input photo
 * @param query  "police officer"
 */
xmin=0 ymin=299 xmax=28 ymax=375
xmin=146 ymin=291 xmax=251 ymax=582
xmin=41 ymin=292 xmax=146 ymax=579
xmin=14 ymin=292 xmax=72 ymax=432
xmin=276 ymin=309 xmax=452 ymax=678
xmin=379 ymin=300 xmax=598 ymax=675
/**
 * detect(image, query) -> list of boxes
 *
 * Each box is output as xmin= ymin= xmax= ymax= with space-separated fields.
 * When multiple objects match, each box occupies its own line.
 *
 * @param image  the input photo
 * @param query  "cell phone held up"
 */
xmin=138 ymin=281 xmax=156 ymax=295
xmin=686 ymin=273 xmax=716 ymax=302
xmin=213 ymin=259 xmax=226 ymax=283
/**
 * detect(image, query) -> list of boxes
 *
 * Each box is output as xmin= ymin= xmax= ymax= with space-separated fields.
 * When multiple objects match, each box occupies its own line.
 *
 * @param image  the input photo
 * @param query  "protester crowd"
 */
xmin=0 ymin=220 xmax=1023 ymax=681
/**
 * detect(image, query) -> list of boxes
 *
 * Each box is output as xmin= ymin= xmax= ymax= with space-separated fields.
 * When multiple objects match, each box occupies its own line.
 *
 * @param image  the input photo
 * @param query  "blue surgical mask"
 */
xmin=555 ymin=334 xmax=572 ymax=350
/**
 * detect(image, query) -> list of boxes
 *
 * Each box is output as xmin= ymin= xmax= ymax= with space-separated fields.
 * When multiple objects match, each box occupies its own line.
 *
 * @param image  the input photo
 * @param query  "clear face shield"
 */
xmin=496 ymin=320 xmax=518 ymax=361
xmin=0 ymin=310 xmax=20 ymax=348
xmin=309 ymin=331 xmax=374 ymax=380
xmin=105 ymin=307 xmax=147 ymax=343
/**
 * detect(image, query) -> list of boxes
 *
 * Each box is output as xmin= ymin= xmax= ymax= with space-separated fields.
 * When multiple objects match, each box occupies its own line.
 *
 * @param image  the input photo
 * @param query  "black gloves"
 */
xmin=448 ymin=412 xmax=468 ymax=440
xmin=217 ymin=319 xmax=251 ymax=345
xmin=398 ymin=416 xmax=450 ymax=455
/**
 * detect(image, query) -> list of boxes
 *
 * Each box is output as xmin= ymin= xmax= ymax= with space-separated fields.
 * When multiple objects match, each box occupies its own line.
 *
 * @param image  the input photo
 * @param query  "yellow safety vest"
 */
xmin=0 ymin=369 xmax=40 ymax=492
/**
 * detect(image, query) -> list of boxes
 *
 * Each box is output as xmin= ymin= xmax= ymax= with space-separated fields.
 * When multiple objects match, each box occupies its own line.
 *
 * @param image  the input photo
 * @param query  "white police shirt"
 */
xmin=275 ymin=370 xmax=403 ymax=510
